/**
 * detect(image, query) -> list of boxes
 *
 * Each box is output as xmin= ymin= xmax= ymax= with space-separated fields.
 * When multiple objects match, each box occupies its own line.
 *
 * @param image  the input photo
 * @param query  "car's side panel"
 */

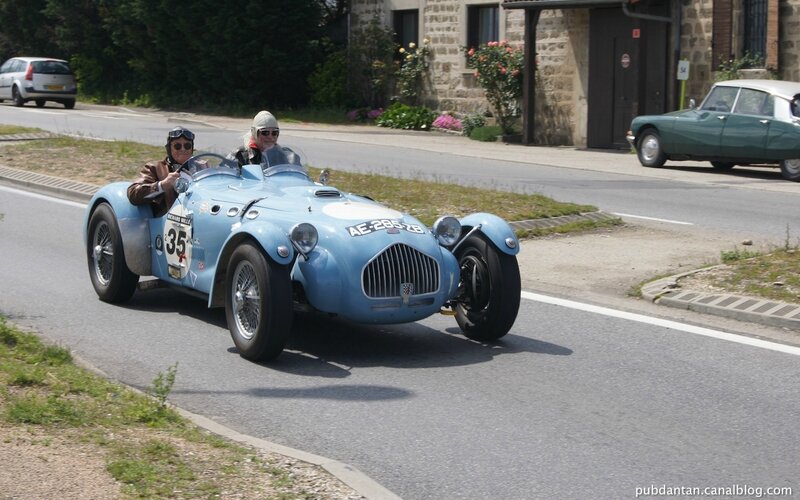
xmin=669 ymin=110 xmax=726 ymax=156
xmin=720 ymin=114 xmax=770 ymax=160
xmin=765 ymin=119 xmax=800 ymax=159
xmin=84 ymin=182 xmax=154 ymax=276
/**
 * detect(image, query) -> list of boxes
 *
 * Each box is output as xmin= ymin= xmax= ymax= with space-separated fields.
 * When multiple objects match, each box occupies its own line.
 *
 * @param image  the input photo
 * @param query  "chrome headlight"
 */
xmin=432 ymin=216 xmax=461 ymax=246
xmin=290 ymin=223 xmax=318 ymax=254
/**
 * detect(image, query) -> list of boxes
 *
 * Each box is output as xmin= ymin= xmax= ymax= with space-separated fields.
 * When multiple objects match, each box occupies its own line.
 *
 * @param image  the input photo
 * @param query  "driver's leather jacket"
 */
xmin=229 ymin=145 xmax=262 ymax=167
xmin=126 ymin=157 xmax=180 ymax=217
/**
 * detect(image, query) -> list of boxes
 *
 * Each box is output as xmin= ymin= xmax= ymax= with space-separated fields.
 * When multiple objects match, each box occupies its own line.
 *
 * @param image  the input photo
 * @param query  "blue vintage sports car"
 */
xmin=84 ymin=150 xmax=521 ymax=361
xmin=627 ymin=79 xmax=800 ymax=181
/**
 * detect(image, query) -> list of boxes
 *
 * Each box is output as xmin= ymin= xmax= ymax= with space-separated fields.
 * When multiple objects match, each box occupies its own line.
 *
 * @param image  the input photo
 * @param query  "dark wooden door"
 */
xmin=588 ymin=7 xmax=668 ymax=149
xmin=588 ymin=8 xmax=638 ymax=148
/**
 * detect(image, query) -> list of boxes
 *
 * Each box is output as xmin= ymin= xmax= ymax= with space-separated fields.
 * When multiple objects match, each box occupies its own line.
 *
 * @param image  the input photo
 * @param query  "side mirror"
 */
xmin=688 ymin=98 xmax=696 ymax=110
xmin=318 ymin=168 xmax=330 ymax=185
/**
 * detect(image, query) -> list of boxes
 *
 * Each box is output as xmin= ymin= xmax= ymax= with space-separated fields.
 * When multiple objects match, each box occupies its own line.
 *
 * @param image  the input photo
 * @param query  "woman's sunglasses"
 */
xmin=171 ymin=142 xmax=193 ymax=151
xmin=258 ymin=129 xmax=280 ymax=137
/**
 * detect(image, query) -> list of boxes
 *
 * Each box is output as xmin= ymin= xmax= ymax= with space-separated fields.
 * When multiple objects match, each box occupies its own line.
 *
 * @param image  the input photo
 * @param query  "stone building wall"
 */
xmin=351 ymin=1 xmax=800 ymax=147
xmin=350 ymin=1 xmax=589 ymax=145
xmin=679 ymin=0 xmax=800 ymax=103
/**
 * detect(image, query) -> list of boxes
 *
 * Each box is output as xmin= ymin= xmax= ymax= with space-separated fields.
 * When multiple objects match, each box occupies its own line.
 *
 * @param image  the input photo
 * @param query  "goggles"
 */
xmin=168 ymin=127 xmax=195 ymax=141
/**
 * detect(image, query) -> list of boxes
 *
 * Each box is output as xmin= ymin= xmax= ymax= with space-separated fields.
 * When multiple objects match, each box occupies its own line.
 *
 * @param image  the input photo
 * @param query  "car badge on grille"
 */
xmin=400 ymin=282 xmax=414 ymax=304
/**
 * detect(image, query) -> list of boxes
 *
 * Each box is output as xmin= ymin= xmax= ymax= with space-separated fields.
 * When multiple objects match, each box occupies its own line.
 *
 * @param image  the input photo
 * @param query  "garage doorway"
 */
xmin=587 ymin=7 xmax=668 ymax=148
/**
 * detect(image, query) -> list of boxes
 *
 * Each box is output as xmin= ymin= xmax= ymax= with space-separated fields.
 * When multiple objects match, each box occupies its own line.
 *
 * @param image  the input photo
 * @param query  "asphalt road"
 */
xmin=0 ymin=102 xmax=798 ymax=243
xmin=2 ymin=185 xmax=799 ymax=499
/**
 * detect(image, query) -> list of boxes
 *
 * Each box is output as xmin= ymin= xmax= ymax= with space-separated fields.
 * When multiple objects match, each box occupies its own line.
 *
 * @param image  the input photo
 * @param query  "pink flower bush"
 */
xmin=464 ymin=40 xmax=524 ymax=134
xmin=432 ymin=114 xmax=463 ymax=131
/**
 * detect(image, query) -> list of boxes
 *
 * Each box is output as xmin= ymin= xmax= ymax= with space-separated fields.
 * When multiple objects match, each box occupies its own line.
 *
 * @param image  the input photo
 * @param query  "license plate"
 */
xmin=45 ymin=85 xmax=64 ymax=90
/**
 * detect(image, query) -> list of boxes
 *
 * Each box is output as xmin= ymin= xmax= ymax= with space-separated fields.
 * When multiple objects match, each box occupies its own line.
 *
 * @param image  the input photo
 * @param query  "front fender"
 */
xmin=459 ymin=212 xmax=520 ymax=256
xmin=208 ymin=219 xmax=295 ymax=307
xmin=84 ymin=182 xmax=153 ymax=276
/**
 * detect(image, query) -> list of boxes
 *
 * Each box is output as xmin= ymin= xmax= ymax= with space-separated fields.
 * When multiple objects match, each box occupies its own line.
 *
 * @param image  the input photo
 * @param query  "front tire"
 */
xmin=87 ymin=203 xmax=138 ymax=303
xmin=225 ymin=243 xmax=292 ymax=361
xmin=35 ymin=99 xmax=45 ymax=108
xmin=636 ymin=129 xmax=667 ymax=167
xmin=63 ymin=99 xmax=75 ymax=109
xmin=454 ymin=234 xmax=521 ymax=341
xmin=781 ymin=159 xmax=800 ymax=181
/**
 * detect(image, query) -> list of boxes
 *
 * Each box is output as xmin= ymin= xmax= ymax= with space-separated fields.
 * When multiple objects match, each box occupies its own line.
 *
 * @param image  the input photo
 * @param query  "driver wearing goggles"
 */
xmin=127 ymin=126 xmax=195 ymax=217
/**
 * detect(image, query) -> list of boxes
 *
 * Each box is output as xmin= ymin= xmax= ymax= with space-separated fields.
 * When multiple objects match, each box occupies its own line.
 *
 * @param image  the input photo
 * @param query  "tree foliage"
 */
xmin=0 ymin=0 xmax=324 ymax=109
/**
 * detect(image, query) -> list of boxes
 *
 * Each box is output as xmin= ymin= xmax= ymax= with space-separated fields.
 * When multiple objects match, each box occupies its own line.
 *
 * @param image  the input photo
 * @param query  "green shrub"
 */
xmin=308 ymin=50 xmax=348 ymax=108
xmin=461 ymin=113 xmax=486 ymax=137
xmin=469 ymin=125 xmax=502 ymax=142
xmin=375 ymin=102 xmax=436 ymax=130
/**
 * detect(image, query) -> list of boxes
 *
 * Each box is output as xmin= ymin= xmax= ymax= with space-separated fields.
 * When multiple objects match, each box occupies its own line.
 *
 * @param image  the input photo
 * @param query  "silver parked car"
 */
xmin=0 ymin=57 xmax=77 ymax=109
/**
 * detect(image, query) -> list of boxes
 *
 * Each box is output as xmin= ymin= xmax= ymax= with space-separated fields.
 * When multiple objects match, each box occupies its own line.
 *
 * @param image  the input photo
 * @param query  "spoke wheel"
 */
xmin=225 ymin=243 xmax=292 ymax=361
xmin=454 ymin=234 xmax=520 ymax=341
xmin=86 ymin=203 xmax=138 ymax=302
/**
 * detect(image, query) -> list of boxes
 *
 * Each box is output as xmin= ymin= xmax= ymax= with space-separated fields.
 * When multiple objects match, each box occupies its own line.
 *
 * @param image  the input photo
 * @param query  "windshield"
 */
xmin=261 ymin=146 xmax=308 ymax=177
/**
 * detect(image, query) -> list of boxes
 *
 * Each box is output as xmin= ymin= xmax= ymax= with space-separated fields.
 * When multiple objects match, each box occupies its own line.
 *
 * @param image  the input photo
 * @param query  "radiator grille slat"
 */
xmin=363 ymin=244 xmax=440 ymax=298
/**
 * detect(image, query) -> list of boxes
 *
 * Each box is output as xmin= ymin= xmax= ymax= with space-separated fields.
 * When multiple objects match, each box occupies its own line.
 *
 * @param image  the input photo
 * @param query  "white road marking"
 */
xmin=4 ymin=185 xmax=797 ymax=357
xmin=612 ymin=212 xmax=694 ymax=225
xmin=0 ymin=185 xmax=86 ymax=208
xmin=521 ymin=291 xmax=800 ymax=356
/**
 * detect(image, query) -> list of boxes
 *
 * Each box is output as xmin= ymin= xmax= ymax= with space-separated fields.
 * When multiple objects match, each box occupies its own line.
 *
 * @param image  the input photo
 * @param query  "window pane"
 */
xmin=393 ymin=10 xmax=418 ymax=49
xmin=733 ymin=88 xmax=770 ymax=116
xmin=478 ymin=6 xmax=499 ymax=45
xmin=701 ymin=86 xmax=739 ymax=112
xmin=744 ymin=0 xmax=767 ymax=60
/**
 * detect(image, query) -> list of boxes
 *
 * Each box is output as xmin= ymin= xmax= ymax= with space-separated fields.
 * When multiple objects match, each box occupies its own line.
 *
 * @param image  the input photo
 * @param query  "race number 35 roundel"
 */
xmin=164 ymin=205 xmax=193 ymax=279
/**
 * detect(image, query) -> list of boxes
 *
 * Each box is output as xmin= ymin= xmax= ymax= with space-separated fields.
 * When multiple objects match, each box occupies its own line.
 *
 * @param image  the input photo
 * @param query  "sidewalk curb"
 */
xmin=641 ymin=268 xmax=800 ymax=330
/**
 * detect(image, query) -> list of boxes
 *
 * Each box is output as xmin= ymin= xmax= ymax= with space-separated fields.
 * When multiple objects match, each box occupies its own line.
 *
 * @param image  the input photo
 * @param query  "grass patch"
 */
xmin=0 ymin=125 xmax=41 ymax=135
xmin=469 ymin=125 xmax=502 ymax=142
xmin=0 ymin=316 xmax=330 ymax=497
xmin=707 ymin=248 xmax=800 ymax=303
xmin=0 ymin=129 xmax=603 ymax=231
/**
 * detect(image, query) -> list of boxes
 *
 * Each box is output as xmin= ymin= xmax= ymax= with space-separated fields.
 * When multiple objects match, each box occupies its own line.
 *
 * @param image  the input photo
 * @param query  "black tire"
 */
xmin=225 ymin=243 xmax=292 ymax=361
xmin=454 ymin=234 xmax=521 ymax=341
xmin=35 ymin=99 xmax=45 ymax=108
xmin=780 ymin=159 xmax=800 ymax=181
xmin=711 ymin=161 xmax=736 ymax=170
xmin=636 ymin=129 xmax=667 ymax=167
xmin=87 ymin=203 xmax=138 ymax=303
xmin=63 ymin=99 xmax=75 ymax=109
xmin=12 ymin=86 xmax=24 ymax=107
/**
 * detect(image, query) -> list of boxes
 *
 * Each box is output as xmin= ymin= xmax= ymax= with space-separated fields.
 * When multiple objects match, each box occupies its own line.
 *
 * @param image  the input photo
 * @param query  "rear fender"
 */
xmin=84 ymin=182 xmax=153 ymax=276
xmin=208 ymin=220 xmax=295 ymax=307
xmin=458 ymin=213 xmax=520 ymax=256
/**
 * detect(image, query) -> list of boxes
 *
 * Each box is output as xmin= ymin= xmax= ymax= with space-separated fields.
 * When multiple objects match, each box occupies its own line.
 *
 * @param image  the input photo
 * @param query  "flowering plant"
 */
xmin=432 ymin=114 xmax=463 ymax=131
xmin=464 ymin=41 xmax=524 ymax=134
xmin=347 ymin=107 xmax=384 ymax=122
xmin=396 ymin=40 xmax=431 ymax=104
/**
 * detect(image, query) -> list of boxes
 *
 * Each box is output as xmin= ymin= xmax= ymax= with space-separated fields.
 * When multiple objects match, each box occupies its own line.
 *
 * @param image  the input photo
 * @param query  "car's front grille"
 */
xmin=363 ymin=244 xmax=440 ymax=298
